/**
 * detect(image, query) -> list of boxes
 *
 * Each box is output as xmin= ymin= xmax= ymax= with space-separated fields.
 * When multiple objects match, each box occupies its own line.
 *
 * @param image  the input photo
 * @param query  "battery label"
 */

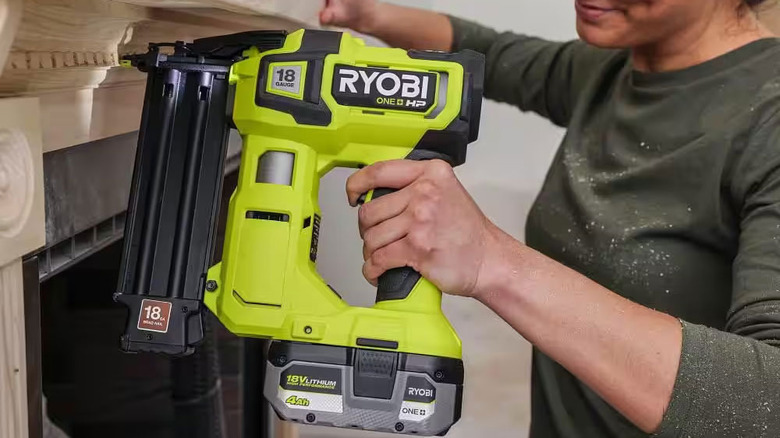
xmin=278 ymin=389 xmax=343 ymax=413
xmin=279 ymin=364 xmax=343 ymax=413
xmin=137 ymin=299 xmax=172 ymax=333
xmin=400 ymin=376 xmax=436 ymax=422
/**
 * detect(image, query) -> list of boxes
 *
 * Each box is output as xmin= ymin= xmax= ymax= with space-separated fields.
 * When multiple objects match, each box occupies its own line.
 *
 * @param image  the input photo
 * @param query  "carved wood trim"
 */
xmin=0 ymin=0 xmax=321 ymax=152
xmin=4 ymin=0 xmax=319 ymax=92
xmin=8 ymin=51 xmax=117 ymax=70
xmin=0 ymin=97 xmax=44 ymax=265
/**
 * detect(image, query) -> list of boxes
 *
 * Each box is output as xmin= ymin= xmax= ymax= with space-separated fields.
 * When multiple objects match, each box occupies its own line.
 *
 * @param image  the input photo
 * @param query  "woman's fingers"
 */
xmin=357 ymin=189 xmax=410 ymax=237
xmin=361 ymin=212 xmax=412 ymax=260
xmin=362 ymin=238 xmax=416 ymax=286
xmin=346 ymin=160 xmax=427 ymax=206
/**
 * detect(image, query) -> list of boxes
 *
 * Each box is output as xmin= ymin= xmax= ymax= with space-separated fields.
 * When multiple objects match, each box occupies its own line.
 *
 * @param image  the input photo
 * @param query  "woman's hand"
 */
xmin=319 ymin=0 xmax=453 ymax=52
xmin=319 ymin=0 xmax=380 ymax=34
xmin=346 ymin=159 xmax=510 ymax=298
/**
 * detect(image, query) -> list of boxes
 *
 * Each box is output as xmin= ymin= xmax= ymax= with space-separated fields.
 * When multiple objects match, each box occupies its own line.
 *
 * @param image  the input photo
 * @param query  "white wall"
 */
xmin=308 ymin=2 xmax=577 ymax=437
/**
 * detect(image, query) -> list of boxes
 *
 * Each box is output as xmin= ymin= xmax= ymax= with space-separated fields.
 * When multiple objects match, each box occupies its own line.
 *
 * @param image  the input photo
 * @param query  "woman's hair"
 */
xmin=745 ymin=0 xmax=768 ymax=6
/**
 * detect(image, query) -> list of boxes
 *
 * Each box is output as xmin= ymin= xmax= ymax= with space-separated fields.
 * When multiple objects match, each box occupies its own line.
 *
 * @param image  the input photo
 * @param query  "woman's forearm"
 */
xmin=478 ymin=228 xmax=683 ymax=433
xmin=364 ymin=3 xmax=453 ymax=51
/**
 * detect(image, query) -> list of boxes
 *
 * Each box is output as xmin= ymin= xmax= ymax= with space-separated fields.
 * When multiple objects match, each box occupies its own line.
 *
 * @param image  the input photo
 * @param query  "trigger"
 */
xmin=358 ymin=190 xmax=374 ymax=205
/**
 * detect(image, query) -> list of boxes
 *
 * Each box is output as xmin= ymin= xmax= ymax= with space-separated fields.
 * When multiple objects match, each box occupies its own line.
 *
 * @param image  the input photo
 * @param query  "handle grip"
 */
xmin=378 ymin=267 xmax=422 ymax=302
xmin=364 ymin=152 xmax=455 ymax=303
xmin=366 ymin=188 xmax=423 ymax=303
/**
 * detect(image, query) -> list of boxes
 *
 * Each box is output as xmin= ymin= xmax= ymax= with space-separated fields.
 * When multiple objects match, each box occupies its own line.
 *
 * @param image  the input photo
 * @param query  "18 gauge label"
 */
xmin=266 ymin=61 xmax=307 ymax=100
xmin=270 ymin=65 xmax=302 ymax=95
xmin=137 ymin=299 xmax=172 ymax=333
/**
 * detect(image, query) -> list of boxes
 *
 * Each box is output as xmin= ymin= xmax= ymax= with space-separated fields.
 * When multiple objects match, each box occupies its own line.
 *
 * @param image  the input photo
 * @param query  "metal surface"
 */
xmin=257 ymin=151 xmax=294 ymax=185
xmin=37 ymin=129 xmax=243 ymax=282
xmin=43 ymin=133 xmax=137 ymax=247
xmin=23 ymin=256 xmax=43 ymax=438
xmin=38 ymin=212 xmax=126 ymax=281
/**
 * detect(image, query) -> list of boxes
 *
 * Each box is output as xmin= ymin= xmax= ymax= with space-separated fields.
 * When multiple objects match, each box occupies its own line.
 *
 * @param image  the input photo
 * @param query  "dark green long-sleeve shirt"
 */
xmin=450 ymin=16 xmax=780 ymax=438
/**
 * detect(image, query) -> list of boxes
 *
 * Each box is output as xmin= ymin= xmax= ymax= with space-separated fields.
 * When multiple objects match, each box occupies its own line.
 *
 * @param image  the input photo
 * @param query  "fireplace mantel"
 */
xmin=0 ymin=1 xmax=321 ymax=437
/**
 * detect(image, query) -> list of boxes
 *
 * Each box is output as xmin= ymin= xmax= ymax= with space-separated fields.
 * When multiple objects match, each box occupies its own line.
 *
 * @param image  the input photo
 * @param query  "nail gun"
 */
xmin=114 ymin=29 xmax=483 ymax=436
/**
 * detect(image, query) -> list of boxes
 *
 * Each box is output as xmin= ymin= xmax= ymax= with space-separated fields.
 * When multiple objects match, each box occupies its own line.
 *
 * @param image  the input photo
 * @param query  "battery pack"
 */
xmin=264 ymin=341 xmax=464 ymax=436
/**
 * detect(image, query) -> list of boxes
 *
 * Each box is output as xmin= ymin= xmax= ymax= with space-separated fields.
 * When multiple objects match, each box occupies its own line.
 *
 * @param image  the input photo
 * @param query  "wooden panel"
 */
xmin=0 ymin=97 xmax=45 ymax=266
xmin=0 ymin=0 xmax=322 ymax=152
xmin=115 ymin=0 xmax=320 ymax=25
xmin=14 ymin=0 xmax=138 ymax=54
xmin=0 ymin=258 xmax=30 ymax=438
xmin=119 ymin=9 xmax=306 ymax=54
xmin=38 ymin=82 xmax=145 ymax=152
xmin=0 ymin=0 xmax=23 ymax=72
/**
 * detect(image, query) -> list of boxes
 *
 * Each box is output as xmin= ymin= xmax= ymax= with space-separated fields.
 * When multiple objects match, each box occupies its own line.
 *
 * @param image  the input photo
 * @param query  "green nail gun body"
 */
xmin=114 ymin=29 xmax=483 ymax=436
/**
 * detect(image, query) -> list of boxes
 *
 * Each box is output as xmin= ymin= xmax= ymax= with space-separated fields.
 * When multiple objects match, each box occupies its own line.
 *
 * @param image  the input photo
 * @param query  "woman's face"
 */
xmin=574 ymin=0 xmax=731 ymax=48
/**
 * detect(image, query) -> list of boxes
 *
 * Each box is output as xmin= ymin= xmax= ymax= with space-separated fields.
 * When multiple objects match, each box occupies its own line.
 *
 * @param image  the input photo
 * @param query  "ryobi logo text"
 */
xmin=332 ymin=65 xmax=437 ymax=113
xmin=408 ymin=387 xmax=434 ymax=398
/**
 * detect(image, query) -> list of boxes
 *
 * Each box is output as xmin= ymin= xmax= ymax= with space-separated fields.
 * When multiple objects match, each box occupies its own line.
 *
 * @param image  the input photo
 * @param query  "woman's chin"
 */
xmin=576 ymin=21 xmax=630 ymax=49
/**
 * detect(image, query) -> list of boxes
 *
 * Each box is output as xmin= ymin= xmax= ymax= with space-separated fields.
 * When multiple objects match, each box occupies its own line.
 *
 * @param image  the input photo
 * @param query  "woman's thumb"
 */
xmin=320 ymin=8 xmax=334 ymax=25
xmin=319 ymin=0 xmax=339 ymax=25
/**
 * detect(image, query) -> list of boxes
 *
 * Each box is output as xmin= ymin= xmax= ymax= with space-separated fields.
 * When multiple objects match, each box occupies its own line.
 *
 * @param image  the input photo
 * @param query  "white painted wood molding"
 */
xmin=0 ymin=259 xmax=29 ymax=438
xmin=0 ymin=97 xmax=45 ymax=267
xmin=115 ymin=0 xmax=321 ymax=26
xmin=0 ymin=0 xmax=322 ymax=152
xmin=0 ymin=0 xmax=22 ymax=73
xmin=0 ymin=6 xmax=35 ymax=437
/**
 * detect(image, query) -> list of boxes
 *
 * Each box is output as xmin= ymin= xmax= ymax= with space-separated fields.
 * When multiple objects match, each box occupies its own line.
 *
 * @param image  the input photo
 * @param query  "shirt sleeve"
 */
xmin=448 ymin=15 xmax=619 ymax=127
xmin=654 ymin=109 xmax=780 ymax=437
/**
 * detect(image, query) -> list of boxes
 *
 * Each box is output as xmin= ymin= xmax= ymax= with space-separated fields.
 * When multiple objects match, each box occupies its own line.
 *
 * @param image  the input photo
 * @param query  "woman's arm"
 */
xmin=320 ymin=0 xmax=453 ymax=51
xmin=346 ymin=159 xmax=681 ymax=432
xmin=346 ymin=157 xmax=780 ymax=436
xmin=479 ymin=235 xmax=682 ymax=433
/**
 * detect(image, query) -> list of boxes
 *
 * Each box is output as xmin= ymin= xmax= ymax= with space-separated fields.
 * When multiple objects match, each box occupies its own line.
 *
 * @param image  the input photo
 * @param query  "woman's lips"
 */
xmin=575 ymin=0 xmax=617 ymax=21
